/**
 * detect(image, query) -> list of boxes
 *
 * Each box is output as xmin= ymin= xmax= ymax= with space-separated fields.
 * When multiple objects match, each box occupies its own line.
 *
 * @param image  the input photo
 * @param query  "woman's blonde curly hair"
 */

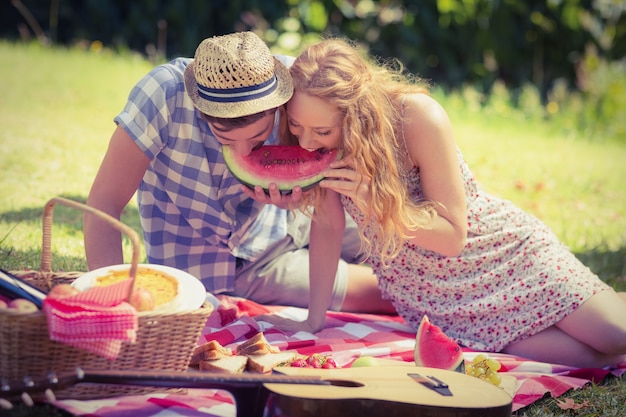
xmin=281 ymin=38 xmax=439 ymax=264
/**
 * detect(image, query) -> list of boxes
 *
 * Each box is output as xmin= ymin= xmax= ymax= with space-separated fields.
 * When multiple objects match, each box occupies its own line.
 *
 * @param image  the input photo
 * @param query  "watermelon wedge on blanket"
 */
xmin=414 ymin=315 xmax=465 ymax=372
xmin=223 ymin=145 xmax=341 ymax=193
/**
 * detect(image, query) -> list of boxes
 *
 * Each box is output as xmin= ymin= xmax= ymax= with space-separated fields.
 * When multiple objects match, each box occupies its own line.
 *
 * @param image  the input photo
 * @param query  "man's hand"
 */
xmin=241 ymin=183 xmax=304 ymax=209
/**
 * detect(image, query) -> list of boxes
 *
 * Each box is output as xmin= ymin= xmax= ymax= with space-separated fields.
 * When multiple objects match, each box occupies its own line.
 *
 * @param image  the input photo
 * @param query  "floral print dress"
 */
xmin=341 ymin=149 xmax=610 ymax=351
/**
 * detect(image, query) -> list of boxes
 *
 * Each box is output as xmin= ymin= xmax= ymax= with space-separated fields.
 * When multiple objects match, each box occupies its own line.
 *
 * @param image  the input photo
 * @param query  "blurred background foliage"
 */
xmin=3 ymin=0 xmax=625 ymax=142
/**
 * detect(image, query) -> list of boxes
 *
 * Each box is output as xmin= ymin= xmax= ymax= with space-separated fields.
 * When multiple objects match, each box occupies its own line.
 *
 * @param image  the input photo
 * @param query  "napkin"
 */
xmin=43 ymin=278 xmax=138 ymax=360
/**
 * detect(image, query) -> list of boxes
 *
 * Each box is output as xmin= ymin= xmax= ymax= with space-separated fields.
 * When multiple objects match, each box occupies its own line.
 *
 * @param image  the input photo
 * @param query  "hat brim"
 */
xmin=184 ymin=57 xmax=293 ymax=119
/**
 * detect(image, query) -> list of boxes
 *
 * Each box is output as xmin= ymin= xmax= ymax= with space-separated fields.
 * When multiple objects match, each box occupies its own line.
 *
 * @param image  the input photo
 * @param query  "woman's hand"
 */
xmin=320 ymin=157 xmax=371 ymax=213
xmin=241 ymin=183 xmax=304 ymax=209
xmin=254 ymin=313 xmax=322 ymax=334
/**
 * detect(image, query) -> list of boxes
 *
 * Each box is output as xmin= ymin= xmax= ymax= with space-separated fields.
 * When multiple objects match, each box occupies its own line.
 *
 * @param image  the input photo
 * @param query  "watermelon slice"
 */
xmin=223 ymin=145 xmax=341 ymax=194
xmin=414 ymin=315 xmax=465 ymax=373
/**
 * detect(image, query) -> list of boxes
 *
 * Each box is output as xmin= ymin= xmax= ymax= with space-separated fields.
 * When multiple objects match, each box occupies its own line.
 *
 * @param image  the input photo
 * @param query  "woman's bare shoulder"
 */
xmin=402 ymin=93 xmax=453 ymax=139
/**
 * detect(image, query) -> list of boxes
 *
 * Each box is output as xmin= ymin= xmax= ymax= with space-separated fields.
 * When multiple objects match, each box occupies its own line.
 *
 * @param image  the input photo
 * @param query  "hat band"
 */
xmin=197 ymin=74 xmax=278 ymax=103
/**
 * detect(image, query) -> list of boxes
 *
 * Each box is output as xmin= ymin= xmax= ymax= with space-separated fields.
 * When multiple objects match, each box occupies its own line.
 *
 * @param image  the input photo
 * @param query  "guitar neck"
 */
xmin=2 ymin=368 xmax=328 ymax=399
xmin=82 ymin=368 xmax=328 ymax=389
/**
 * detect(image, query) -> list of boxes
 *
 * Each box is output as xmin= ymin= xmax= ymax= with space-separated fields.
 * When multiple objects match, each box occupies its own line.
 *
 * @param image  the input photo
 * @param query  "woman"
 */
xmin=257 ymin=38 xmax=626 ymax=368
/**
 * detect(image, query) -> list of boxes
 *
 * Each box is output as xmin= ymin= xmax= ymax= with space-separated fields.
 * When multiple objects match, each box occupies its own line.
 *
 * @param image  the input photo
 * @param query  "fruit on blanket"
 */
xmin=283 ymin=353 xmax=337 ymax=369
xmin=414 ymin=315 xmax=464 ymax=372
xmin=223 ymin=145 xmax=341 ymax=193
xmin=0 ymin=299 xmax=7 ymax=309
xmin=466 ymin=353 xmax=503 ymax=387
xmin=350 ymin=356 xmax=381 ymax=367
xmin=47 ymin=284 xmax=80 ymax=299
xmin=304 ymin=353 xmax=336 ymax=369
xmin=7 ymin=298 xmax=38 ymax=313
xmin=321 ymin=356 xmax=337 ymax=369
xmin=129 ymin=288 xmax=156 ymax=312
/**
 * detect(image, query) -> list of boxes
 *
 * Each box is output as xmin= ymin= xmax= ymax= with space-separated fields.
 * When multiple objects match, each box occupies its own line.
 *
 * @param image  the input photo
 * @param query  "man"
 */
xmin=84 ymin=32 xmax=394 ymax=314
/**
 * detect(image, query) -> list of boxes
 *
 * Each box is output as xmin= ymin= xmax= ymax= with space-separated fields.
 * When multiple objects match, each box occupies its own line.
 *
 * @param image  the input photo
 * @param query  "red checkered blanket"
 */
xmin=54 ymin=295 xmax=625 ymax=416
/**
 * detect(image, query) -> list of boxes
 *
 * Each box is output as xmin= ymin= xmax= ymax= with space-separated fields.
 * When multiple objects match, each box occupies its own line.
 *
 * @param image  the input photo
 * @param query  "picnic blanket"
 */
xmin=53 ymin=295 xmax=626 ymax=416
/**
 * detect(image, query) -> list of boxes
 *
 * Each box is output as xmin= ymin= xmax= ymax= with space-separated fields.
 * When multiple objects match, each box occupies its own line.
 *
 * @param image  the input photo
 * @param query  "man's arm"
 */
xmin=84 ymin=125 xmax=150 ymax=270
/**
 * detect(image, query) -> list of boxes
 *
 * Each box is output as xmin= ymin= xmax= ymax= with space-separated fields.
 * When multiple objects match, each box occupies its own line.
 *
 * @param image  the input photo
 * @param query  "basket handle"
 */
xmin=41 ymin=197 xmax=140 ymax=290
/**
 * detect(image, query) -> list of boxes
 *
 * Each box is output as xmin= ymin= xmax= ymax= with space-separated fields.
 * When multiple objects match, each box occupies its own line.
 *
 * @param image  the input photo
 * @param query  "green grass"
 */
xmin=0 ymin=41 xmax=151 ymax=271
xmin=0 ymin=41 xmax=624 ymax=416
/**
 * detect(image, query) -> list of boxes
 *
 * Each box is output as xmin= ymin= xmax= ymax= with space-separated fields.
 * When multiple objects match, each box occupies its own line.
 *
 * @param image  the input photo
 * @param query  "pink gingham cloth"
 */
xmin=42 ymin=279 xmax=138 ymax=360
xmin=53 ymin=296 xmax=625 ymax=416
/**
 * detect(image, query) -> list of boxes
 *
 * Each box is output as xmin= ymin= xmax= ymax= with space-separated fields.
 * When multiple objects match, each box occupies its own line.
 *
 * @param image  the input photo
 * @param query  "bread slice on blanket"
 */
xmin=190 ymin=340 xmax=233 ymax=366
xmin=236 ymin=332 xmax=280 ymax=356
xmin=198 ymin=355 xmax=248 ymax=374
xmin=246 ymin=351 xmax=298 ymax=374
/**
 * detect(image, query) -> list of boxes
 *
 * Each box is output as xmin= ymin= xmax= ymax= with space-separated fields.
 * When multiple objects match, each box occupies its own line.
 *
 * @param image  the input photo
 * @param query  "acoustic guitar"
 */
xmin=1 ymin=365 xmax=512 ymax=417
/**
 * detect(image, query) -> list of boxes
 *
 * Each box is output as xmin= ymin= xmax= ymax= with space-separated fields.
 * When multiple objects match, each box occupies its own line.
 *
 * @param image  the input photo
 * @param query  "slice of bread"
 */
xmin=198 ymin=355 xmax=248 ymax=374
xmin=202 ymin=349 xmax=231 ymax=361
xmin=246 ymin=351 xmax=298 ymax=374
xmin=236 ymin=332 xmax=280 ymax=356
xmin=190 ymin=340 xmax=233 ymax=365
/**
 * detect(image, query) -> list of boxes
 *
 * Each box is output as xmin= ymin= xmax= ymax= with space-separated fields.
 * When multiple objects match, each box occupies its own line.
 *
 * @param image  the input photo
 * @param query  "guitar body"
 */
xmin=265 ymin=366 xmax=512 ymax=417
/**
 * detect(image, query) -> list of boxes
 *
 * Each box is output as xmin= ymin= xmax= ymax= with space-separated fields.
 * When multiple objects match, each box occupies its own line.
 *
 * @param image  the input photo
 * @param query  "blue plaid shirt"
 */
xmin=114 ymin=57 xmax=288 ymax=294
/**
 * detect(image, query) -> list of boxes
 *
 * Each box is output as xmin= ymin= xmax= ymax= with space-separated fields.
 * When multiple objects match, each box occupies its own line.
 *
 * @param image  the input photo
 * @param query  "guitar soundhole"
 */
xmin=326 ymin=379 xmax=364 ymax=388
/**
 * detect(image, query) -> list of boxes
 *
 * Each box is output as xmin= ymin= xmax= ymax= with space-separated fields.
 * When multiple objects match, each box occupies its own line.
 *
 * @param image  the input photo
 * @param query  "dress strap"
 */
xmin=400 ymin=95 xmax=416 ymax=167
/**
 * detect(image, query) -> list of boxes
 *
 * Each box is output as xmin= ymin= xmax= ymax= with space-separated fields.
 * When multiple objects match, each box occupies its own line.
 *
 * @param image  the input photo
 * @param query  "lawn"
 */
xmin=0 ymin=41 xmax=625 ymax=416
xmin=0 ymin=41 xmax=152 ymax=270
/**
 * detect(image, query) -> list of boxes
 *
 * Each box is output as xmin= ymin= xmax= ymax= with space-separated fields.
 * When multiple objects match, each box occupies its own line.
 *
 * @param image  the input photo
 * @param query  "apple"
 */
xmin=47 ymin=283 xmax=80 ymax=299
xmin=0 ymin=299 xmax=8 ymax=309
xmin=129 ymin=288 xmax=155 ymax=312
xmin=8 ymin=298 xmax=39 ymax=313
xmin=350 ymin=356 xmax=381 ymax=367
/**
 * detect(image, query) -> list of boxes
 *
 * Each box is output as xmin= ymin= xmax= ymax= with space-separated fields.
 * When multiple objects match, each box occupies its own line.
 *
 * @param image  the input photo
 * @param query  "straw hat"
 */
xmin=184 ymin=32 xmax=293 ymax=118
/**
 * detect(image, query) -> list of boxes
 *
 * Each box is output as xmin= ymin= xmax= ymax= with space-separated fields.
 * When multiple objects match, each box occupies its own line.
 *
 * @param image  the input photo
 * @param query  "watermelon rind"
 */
xmin=223 ymin=145 xmax=341 ymax=194
xmin=414 ymin=315 xmax=465 ymax=373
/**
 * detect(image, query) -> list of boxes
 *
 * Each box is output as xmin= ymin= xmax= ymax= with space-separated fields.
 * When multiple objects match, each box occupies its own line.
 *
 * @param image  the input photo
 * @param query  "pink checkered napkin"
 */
xmin=43 ymin=279 xmax=138 ymax=360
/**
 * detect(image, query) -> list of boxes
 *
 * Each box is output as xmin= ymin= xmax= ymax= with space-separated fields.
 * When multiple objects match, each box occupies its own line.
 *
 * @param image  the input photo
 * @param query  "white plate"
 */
xmin=205 ymin=292 xmax=221 ymax=311
xmin=72 ymin=264 xmax=208 ymax=314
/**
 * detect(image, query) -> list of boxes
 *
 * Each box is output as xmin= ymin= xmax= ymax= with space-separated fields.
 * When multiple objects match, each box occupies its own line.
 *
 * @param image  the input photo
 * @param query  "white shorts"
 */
xmin=231 ymin=210 xmax=364 ymax=311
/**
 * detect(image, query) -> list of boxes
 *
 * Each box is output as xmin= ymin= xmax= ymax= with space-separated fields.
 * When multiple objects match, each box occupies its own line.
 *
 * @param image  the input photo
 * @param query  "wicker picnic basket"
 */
xmin=1 ymin=197 xmax=214 ymax=399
